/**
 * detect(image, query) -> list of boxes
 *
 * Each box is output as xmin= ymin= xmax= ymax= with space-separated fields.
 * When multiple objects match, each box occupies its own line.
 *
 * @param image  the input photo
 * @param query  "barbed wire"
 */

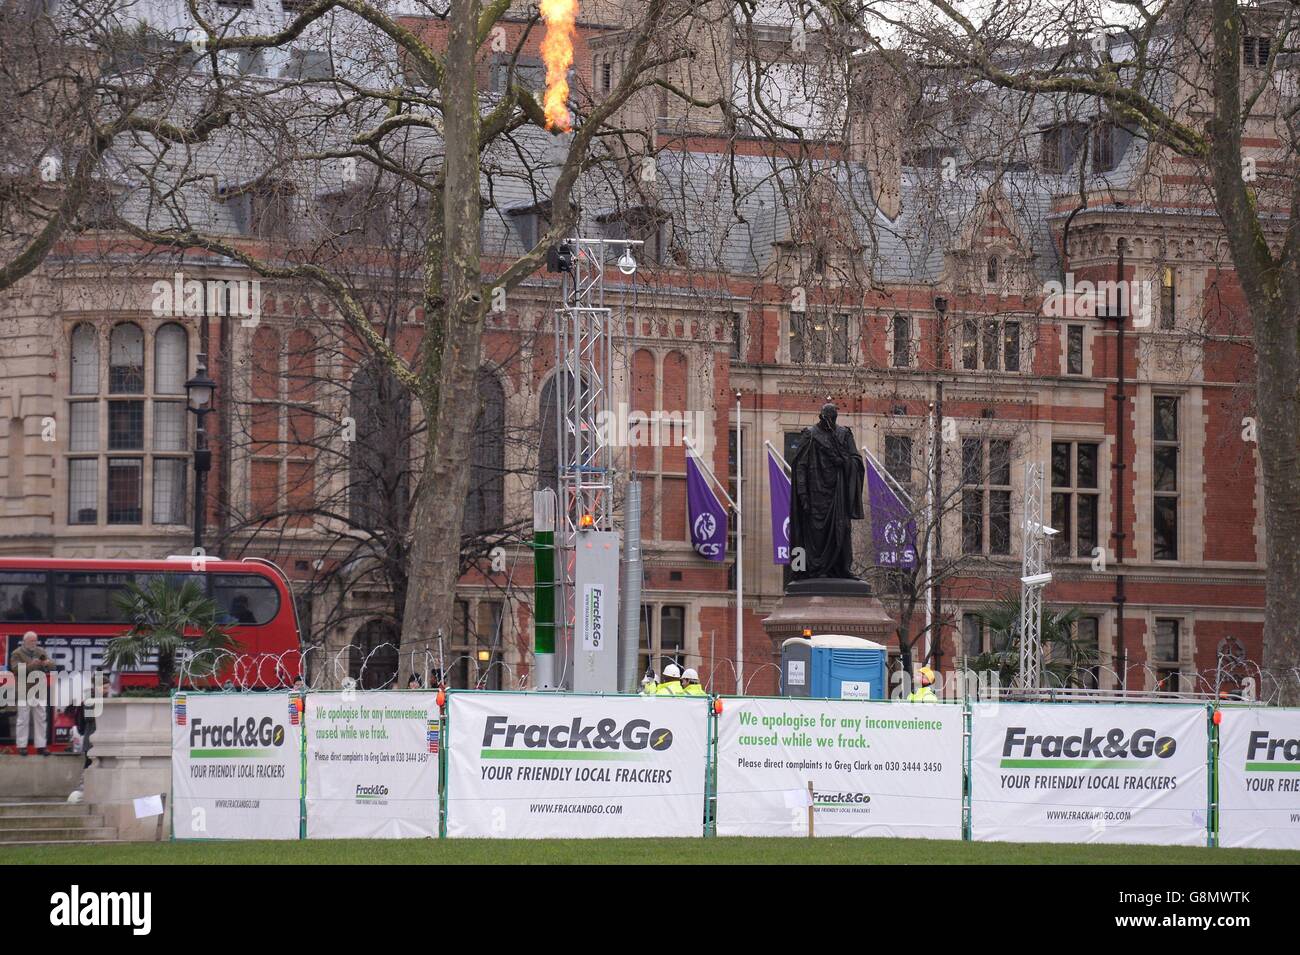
xmin=167 ymin=644 xmax=1300 ymax=704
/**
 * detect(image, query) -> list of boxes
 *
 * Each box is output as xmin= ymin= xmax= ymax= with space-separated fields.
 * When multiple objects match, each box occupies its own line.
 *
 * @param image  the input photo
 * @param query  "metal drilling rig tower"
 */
xmin=542 ymin=237 xmax=639 ymax=692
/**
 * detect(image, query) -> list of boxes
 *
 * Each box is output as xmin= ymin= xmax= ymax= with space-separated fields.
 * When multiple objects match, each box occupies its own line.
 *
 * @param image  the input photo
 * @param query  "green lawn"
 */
xmin=9 ymin=838 xmax=1299 ymax=865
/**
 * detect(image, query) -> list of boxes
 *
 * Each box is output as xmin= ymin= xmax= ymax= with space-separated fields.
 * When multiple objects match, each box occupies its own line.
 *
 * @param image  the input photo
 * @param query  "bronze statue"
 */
xmin=789 ymin=403 xmax=865 ymax=579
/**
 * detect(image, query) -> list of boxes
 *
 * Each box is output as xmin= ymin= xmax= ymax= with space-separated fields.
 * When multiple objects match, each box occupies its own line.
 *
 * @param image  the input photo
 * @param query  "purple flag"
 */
xmin=686 ymin=452 xmax=727 ymax=561
xmin=867 ymin=458 xmax=918 ymax=569
xmin=767 ymin=447 xmax=791 ymax=565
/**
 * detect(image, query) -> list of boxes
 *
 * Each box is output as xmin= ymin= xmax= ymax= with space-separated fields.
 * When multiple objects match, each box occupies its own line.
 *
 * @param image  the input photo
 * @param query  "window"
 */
xmin=960 ymin=319 xmax=1020 ymax=372
xmin=730 ymin=312 xmax=743 ymax=361
xmin=1066 ymin=325 xmax=1084 ymax=375
xmin=962 ymin=611 xmax=1010 ymax=656
xmin=638 ymin=603 xmax=687 ymax=677
xmin=467 ymin=600 xmax=504 ymax=690
xmin=1153 ymin=396 xmax=1179 ymax=560
xmin=284 ymin=48 xmax=333 ymax=81
xmin=961 ymin=437 xmax=1012 ymax=555
xmin=71 ymin=324 xmax=98 ymax=394
xmin=1 ymin=571 xmax=47 ymax=621
xmin=884 ymin=434 xmax=913 ymax=499
xmin=109 ymin=323 xmax=144 ymax=394
xmin=348 ymin=361 xmax=412 ymax=530
xmin=211 ymin=574 xmax=281 ymax=626
xmin=226 ymin=181 xmax=298 ymax=240
xmin=1153 ymin=618 xmax=1185 ymax=691
xmin=789 ymin=313 xmax=849 ymax=364
xmin=465 ymin=370 xmax=505 ymax=536
xmin=349 ymin=619 xmax=399 ymax=690
xmin=1160 ymin=266 xmax=1175 ymax=329
xmin=986 ymin=256 xmax=999 ymax=283
xmin=1091 ymin=122 xmax=1115 ymax=173
xmin=491 ymin=55 xmax=545 ymax=94
xmin=1073 ymin=616 xmax=1100 ymax=688
xmin=1041 ymin=122 xmax=1087 ymax=173
xmin=891 ymin=314 xmax=911 ymax=368
xmin=68 ymin=322 xmax=189 ymax=526
xmin=1050 ymin=441 xmax=1100 ymax=558
xmin=1243 ymin=35 xmax=1271 ymax=68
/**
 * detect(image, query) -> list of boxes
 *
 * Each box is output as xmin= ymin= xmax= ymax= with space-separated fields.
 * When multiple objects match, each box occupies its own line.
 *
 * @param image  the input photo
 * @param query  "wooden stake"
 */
xmin=807 ymin=780 xmax=814 ymax=838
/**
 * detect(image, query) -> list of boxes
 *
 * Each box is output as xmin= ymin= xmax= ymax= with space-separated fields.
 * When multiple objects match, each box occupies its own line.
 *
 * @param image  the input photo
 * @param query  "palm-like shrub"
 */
xmin=966 ymin=596 xmax=1098 ymax=688
xmin=105 ymin=577 xmax=240 ymax=687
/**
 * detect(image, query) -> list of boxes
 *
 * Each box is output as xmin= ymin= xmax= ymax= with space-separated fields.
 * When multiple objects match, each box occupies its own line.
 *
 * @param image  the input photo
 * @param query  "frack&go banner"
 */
xmin=1217 ymin=706 xmax=1300 ymax=850
xmin=445 ymin=691 xmax=709 ymax=838
xmin=305 ymin=691 xmax=440 ymax=839
xmin=715 ymin=697 xmax=963 ymax=838
xmin=172 ymin=691 xmax=303 ymax=840
xmin=971 ymin=702 xmax=1209 ymax=846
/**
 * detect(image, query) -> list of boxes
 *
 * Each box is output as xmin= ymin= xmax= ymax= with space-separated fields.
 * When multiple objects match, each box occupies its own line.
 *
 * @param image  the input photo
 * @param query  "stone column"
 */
xmin=83 ymin=698 xmax=173 ymax=841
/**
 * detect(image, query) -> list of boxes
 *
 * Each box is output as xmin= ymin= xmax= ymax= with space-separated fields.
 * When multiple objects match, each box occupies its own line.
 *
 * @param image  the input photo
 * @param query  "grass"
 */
xmin=9 ymin=838 xmax=1299 ymax=865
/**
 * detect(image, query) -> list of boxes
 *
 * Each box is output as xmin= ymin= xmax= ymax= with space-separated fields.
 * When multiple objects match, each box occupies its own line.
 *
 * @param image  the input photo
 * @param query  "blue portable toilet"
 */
xmin=780 ymin=634 xmax=887 ymax=700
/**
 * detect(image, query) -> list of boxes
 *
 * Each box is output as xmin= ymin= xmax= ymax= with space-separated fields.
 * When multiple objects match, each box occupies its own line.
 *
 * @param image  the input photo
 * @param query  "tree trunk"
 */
xmin=1208 ymin=1 xmax=1300 ymax=703
xmin=399 ymin=0 xmax=487 ymax=680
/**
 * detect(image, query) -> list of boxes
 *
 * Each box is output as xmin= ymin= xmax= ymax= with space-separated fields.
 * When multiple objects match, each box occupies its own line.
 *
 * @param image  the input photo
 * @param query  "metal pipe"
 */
xmin=1111 ymin=240 xmax=1128 ymax=691
xmin=619 ymin=480 xmax=643 ymax=693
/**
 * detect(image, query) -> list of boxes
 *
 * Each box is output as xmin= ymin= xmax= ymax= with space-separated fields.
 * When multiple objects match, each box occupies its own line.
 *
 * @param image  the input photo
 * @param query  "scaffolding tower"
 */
xmin=1019 ymin=461 xmax=1048 ymax=689
xmin=549 ymin=238 xmax=639 ymax=690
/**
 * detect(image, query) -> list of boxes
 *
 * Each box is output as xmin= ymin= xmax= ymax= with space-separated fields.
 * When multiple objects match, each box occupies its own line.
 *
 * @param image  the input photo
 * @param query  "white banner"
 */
xmin=715 ymin=698 xmax=963 ymax=838
xmin=971 ymin=703 xmax=1209 ymax=846
xmin=305 ymin=691 xmax=440 ymax=839
xmin=445 ymin=692 xmax=708 ymax=838
xmin=1218 ymin=706 xmax=1300 ymax=850
xmin=171 ymin=691 xmax=303 ymax=841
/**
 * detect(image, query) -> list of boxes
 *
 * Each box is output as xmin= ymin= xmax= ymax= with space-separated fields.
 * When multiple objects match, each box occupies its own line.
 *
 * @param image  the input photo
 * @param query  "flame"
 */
xmin=539 ymin=0 xmax=577 ymax=133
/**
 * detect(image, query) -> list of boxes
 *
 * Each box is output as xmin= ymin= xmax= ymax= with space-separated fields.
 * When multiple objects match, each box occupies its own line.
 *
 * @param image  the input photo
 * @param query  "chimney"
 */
xmin=849 ymin=53 xmax=903 ymax=220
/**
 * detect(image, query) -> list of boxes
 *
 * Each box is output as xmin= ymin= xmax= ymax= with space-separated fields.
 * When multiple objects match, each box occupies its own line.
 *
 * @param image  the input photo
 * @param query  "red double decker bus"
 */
xmin=0 ymin=556 xmax=303 ymax=690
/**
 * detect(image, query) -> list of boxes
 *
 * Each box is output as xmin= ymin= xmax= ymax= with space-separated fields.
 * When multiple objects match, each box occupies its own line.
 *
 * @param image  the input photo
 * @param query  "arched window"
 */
xmin=348 ymin=360 xmax=411 ymax=531
xmin=465 ymin=370 xmax=505 ymax=536
xmin=108 ymin=323 xmax=144 ymax=394
xmin=537 ymin=371 xmax=588 ymax=495
xmin=153 ymin=323 xmax=187 ymax=394
xmin=349 ymin=619 xmax=399 ymax=690
xmin=987 ymin=255 xmax=1000 ymax=283
xmin=70 ymin=324 xmax=98 ymax=395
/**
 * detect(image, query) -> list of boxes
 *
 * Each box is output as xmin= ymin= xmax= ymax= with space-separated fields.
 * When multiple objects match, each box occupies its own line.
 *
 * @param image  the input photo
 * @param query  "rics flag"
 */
xmin=867 ymin=457 xmax=917 ymax=569
xmin=767 ymin=446 xmax=791 ymax=565
xmin=686 ymin=451 xmax=727 ymax=561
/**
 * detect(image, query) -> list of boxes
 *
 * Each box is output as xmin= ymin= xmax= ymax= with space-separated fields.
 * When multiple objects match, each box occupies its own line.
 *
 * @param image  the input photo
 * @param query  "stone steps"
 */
xmin=0 ymin=797 xmax=116 ymax=843
xmin=0 ymin=825 xmax=118 ymax=843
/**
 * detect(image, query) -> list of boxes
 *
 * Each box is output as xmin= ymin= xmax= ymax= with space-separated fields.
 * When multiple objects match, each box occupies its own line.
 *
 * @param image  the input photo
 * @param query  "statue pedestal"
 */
xmin=761 ymin=578 xmax=896 ymax=646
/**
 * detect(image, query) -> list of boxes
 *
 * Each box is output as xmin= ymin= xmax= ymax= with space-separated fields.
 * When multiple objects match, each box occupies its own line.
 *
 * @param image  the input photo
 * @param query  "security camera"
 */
xmin=1021 ymin=572 xmax=1054 ymax=587
xmin=1029 ymin=521 xmax=1059 ymax=538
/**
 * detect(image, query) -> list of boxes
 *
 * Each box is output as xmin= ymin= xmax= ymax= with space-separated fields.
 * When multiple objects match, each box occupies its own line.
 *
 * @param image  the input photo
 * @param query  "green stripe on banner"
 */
xmin=479 ymin=749 xmax=650 ymax=761
xmin=1245 ymin=762 xmax=1300 ymax=772
xmin=999 ymin=758 xmax=1145 ymax=769
xmin=190 ymin=748 xmax=277 ymax=758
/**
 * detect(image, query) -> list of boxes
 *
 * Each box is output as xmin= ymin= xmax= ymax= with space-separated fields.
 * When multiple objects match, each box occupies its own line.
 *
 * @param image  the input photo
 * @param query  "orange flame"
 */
xmin=539 ymin=0 xmax=577 ymax=133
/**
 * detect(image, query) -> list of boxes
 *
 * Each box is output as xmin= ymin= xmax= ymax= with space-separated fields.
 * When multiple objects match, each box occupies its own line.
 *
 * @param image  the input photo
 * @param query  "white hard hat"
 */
xmin=662 ymin=663 xmax=682 ymax=679
xmin=682 ymin=667 xmax=700 ymax=681
xmin=641 ymin=674 xmax=655 ymax=685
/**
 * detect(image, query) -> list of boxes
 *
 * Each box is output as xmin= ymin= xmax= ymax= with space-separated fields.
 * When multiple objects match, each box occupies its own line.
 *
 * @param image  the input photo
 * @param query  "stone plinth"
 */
xmin=0 ymin=753 xmax=83 ymax=798
xmin=83 ymin=698 xmax=172 ymax=841
xmin=761 ymin=578 xmax=896 ymax=646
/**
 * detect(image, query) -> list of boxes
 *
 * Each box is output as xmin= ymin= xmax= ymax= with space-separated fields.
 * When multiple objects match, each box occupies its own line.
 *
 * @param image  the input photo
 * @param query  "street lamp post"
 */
xmin=185 ymin=364 xmax=217 ymax=551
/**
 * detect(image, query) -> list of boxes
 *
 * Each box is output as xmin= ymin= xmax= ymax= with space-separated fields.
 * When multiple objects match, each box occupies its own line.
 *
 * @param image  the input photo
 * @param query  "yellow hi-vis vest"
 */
xmin=640 ymin=683 xmax=658 ymax=696
xmin=656 ymin=680 xmax=684 ymax=696
xmin=907 ymin=685 xmax=938 ymax=702
xmin=682 ymin=682 xmax=706 ymax=696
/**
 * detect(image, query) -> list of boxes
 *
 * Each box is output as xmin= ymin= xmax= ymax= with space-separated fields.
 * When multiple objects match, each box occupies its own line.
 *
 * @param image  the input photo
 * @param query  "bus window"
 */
xmin=0 ymin=572 xmax=47 ymax=621
xmin=52 ymin=572 xmax=134 ymax=624
xmin=212 ymin=575 xmax=279 ymax=626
